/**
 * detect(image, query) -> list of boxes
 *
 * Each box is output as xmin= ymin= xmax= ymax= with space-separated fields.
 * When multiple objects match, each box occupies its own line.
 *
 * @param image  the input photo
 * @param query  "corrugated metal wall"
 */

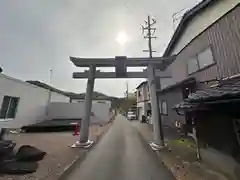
xmin=171 ymin=5 xmax=240 ymax=84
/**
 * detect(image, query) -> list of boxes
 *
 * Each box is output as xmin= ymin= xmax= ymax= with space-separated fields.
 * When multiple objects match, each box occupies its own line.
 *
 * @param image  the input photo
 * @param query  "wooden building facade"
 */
xmin=158 ymin=1 xmax=240 ymax=130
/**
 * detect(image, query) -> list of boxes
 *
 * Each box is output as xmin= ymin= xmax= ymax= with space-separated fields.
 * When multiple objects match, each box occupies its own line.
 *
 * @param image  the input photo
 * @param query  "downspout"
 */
xmin=45 ymin=69 xmax=53 ymax=120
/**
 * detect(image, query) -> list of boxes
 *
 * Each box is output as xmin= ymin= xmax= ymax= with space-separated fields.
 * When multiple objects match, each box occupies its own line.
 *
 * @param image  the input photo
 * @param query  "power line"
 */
xmin=125 ymin=81 xmax=129 ymax=99
xmin=172 ymin=0 xmax=204 ymax=31
xmin=172 ymin=8 xmax=187 ymax=31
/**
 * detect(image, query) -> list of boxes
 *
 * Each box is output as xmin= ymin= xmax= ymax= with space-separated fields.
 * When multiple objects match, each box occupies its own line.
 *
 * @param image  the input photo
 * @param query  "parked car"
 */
xmin=127 ymin=111 xmax=136 ymax=120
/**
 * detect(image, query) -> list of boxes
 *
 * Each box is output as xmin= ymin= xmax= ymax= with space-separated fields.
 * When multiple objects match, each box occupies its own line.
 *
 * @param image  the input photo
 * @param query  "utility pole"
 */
xmin=141 ymin=15 xmax=164 ymax=148
xmin=125 ymin=81 xmax=129 ymax=99
xmin=125 ymin=81 xmax=129 ymax=117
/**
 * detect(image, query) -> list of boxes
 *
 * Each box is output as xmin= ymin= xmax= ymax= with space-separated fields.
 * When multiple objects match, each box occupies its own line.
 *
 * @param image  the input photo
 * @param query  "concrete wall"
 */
xmin=201 ymin=148 xmax=240 ymax=180
xmin=160 ymin=78 xmax=174 ymax=89
xmin=47 ymin=102 xmax=110 ymax=124
xmin=172 ymin=0 xmax=239 ymax=55
xmin=50 ymin=92 xmax=70 ymax=102
xmin=0 ymin=74 xmax=69 ymax=128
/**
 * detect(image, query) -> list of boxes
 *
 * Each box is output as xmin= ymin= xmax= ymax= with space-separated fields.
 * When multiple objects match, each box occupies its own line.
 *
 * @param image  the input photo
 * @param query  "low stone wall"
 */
xmin=201 ymin=148 xmax=240 ymax=180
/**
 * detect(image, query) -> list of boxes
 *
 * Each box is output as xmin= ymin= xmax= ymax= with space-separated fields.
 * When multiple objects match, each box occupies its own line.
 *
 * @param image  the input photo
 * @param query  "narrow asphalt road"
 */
xmin=67 ymin=115 xmax=175 ymax=180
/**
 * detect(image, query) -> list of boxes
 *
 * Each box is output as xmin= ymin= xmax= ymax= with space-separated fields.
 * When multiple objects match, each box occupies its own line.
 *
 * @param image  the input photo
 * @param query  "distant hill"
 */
xmin=26 ymin=80 xmax=117 ymax=100
xmin=66 ymin=91 xmax=118 ymax=100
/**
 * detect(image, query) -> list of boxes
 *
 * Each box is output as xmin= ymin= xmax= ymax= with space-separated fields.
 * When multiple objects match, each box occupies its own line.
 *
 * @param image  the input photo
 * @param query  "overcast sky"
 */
xmin=0 ymin=0 xmax=201 ymax=97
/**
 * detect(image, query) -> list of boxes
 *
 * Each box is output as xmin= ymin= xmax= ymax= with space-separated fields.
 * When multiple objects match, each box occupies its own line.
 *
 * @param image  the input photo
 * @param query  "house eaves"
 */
xmin=173 ymin=75 xmax=240 ymax=111
xmin=136 ymin=81 xmax=148 ymax=90
xmin=157 ymin=77 xmax=196 ymax=94
xmin=26 ymin=80 xmax=68 ymax=97
xmin=163 ymin=0 xmax=216 ymax=57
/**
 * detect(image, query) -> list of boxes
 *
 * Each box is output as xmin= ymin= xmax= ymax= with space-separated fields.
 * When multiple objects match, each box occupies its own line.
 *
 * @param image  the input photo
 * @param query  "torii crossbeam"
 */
xmin=70 ymin=56 xmax=176 ymax=148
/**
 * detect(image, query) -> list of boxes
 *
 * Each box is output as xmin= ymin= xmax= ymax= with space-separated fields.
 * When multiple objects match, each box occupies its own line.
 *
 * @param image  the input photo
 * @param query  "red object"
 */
xmin=72 ymin=123 xmax=79 ymax=136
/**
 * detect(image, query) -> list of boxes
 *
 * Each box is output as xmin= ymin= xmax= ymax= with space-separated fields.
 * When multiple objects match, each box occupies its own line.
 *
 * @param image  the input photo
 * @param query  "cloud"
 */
xmin=0 ymin=0 xmax=200 ymax=97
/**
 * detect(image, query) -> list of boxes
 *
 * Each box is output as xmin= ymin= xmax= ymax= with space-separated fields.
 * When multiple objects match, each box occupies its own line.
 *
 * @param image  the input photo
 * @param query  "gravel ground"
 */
xmin=0 ymin=123 xmax=112 ymax=180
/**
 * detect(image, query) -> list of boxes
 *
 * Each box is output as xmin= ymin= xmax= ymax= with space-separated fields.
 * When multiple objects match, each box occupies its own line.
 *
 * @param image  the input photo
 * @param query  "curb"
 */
xmin=155 ymin=151 xmax=179 ymax=179
xmin=57 ymin=149 xmax=89 ymax=180
xmin=155 ymin=150 xmax=230 ymax=180
xmin=57 ymin=123 xmax=112 ymax=180
xmin=132 ymin=124 xmax=178 ymax=179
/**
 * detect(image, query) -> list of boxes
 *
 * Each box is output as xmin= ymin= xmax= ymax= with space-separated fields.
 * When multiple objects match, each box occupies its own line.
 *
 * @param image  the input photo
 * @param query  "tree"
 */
xmin=111 ymin=96 xmax=136 ymax=114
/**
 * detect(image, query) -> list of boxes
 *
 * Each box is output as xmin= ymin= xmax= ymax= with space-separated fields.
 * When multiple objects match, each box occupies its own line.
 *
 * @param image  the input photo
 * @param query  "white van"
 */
xmin=127 ymin=111 xmax=136 ymax=120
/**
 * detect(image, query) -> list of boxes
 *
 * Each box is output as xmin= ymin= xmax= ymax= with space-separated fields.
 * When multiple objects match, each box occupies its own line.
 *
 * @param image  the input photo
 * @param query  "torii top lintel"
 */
xmin=69 ymin=56 xmax=176 ymax=69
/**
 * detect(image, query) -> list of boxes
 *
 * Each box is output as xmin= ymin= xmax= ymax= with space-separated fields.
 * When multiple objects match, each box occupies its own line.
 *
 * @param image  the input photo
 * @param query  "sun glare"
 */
xmin=116 ymin=32 xmax=128 ymax=45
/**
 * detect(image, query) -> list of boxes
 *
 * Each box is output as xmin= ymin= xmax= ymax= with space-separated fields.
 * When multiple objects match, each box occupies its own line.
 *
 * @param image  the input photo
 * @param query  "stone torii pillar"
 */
xmin=71 ymin=65 xmax=96 ymax=148
xmin=70 ymin=56 xmax=175 ymax=148
xmin=80 ymin=65 xmax=96 ymax=144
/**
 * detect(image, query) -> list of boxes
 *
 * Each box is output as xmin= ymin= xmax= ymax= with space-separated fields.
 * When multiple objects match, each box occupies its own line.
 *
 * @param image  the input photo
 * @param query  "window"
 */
xmin=0 ymin=96 xmax=19 ymax=119
xmin=161 ymin=100 xmax=168 ymax=115
xmin=187 ymin=47 xmax=214 ymax=74
xmin=198 ymin=47 xmax=214 ymax=69
xmin=187 ymin=57 xmax=198 ymax=74
xmin=138 ymin=91 xmax=141 ymax=97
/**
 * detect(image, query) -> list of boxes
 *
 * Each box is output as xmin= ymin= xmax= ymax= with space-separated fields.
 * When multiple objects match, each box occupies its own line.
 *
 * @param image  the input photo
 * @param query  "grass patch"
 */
xmin=165 ymin=139 xmax=198 ymax=162
xmin=168 ymin=139 xmax=196 ymax=148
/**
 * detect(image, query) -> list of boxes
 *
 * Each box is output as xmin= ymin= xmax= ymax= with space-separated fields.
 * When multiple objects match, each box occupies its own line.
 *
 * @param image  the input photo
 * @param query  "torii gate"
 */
xmin=70 ymin=55 xmax=176 ymax=149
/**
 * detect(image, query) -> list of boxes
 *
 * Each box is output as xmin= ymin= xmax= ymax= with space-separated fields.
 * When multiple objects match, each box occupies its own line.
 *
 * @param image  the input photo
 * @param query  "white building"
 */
xmin=0 ymin=73 xmax=114 ymax=130
xmin=136 ymin=81 xmax=151 ymax=123
xmin=0 ymin=74 xmax=69 ymax=129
